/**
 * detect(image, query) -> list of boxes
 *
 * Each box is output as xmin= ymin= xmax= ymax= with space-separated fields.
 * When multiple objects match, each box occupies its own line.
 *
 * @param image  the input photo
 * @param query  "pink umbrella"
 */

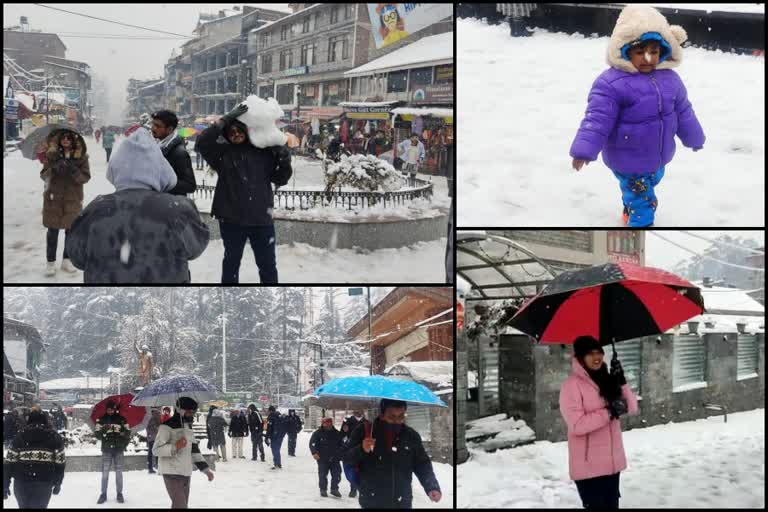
xmin=87 ymin=393 xmax=151 ymax=432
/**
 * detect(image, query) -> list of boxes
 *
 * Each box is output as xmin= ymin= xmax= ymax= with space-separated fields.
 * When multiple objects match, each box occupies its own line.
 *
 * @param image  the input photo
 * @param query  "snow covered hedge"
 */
xmin=324 ymin=154 xmax=405 ymax=193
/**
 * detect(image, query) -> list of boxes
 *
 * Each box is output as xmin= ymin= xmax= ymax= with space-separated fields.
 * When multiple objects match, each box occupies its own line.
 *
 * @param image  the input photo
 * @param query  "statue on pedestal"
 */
xmin=135 ymin=343 xmax=154 ymax=385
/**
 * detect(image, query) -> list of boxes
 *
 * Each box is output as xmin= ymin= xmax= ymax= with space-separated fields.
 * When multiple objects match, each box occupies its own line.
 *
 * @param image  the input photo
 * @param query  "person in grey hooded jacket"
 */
xmin=65 ymin=127 xmax=210 ymax=283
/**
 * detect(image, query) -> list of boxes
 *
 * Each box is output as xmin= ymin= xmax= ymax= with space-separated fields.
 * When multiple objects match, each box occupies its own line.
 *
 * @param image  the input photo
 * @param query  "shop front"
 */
xmin=339 ymin=100 xmax=404 ymax=155
xmin=391 ymin=107 xmax=454 ymax=176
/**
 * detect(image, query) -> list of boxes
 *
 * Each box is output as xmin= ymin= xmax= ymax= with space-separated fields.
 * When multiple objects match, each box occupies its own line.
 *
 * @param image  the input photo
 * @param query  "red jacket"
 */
xmin=559 ymin=357 xmax=639 ymax=481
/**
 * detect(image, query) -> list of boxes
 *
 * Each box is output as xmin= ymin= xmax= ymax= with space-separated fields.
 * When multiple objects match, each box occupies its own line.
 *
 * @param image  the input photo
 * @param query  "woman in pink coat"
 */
xmin=559 ymin=336 xmax=639 ymax=508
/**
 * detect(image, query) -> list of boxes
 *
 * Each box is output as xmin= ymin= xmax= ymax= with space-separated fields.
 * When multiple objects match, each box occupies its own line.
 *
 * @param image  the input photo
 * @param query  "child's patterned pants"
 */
xmin=612 ymin=166 xmax=665 ymax=227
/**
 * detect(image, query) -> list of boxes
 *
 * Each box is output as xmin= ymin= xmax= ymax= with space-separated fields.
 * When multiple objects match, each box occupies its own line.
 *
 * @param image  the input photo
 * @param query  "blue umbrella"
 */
xmin=130 ymin=375 xmax=219 ymax=407
xmin=306 ymin=375 xmax=447 ymax=410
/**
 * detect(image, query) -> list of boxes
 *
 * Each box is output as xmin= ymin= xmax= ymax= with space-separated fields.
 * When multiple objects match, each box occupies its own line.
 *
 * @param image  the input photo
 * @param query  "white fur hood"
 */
xmin=606 ymin=5 xmax=688 ymax=73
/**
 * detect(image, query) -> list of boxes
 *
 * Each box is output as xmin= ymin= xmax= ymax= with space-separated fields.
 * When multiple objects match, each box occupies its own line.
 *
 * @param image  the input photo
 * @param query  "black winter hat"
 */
xmin=27 ymin=410 xmax=49 ymax=425
xmin=177 ymin=397 xmax=198 ymax=410
xmin=573 ymin=336 xmax=604 ymax=360
xmin=105 ymin=400 xmax=118 ymax=410
xmin=268 ymin=405 xmax=276 ymax=412
xmin=248 ymin=404 xmax=256 ymax=410
xmin=380 ymin=399 xmax=407 ymax=414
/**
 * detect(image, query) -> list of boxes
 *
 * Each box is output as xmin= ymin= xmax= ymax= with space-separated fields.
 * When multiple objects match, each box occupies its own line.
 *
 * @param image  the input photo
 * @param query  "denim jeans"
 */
xmin=101 ymin=450 xmax=124 ymax=494
xmin=219 ymin=221 xmax=278 ymax=284
xmin=147 ymin=439 xmax=157 ymax=470
xmin=46 ymin=228 xmax=70 ymax=262
xmin=287 ymin=432 xmax=298 ymax=455
xmin=270 ymin=435 xmax=284 ymax=467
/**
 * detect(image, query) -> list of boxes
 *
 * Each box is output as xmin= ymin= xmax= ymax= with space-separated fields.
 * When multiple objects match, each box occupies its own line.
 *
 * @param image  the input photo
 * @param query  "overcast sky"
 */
xmin=644 ymin=230 xmax=763 ymax=271
xmin=3 ymin=3 xmax=290 ymax=122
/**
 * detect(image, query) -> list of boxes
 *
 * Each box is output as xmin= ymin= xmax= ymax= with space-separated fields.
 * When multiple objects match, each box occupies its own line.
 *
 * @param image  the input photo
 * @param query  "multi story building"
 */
xmin=3 ymin=317 xmax=46 ymax=407
xmin=125 ymin=77 xmax=164 ymax=122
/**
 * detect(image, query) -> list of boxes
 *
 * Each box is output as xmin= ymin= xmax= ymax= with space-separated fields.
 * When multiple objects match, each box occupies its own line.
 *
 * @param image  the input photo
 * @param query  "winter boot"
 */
xmin=61 ymin=258 xmax=78 ymax=273
xmin=260 ymin=455 xmax=265 ymax=462
xmin=45 ymin=261 xmax=56 ymax=277
xmin=622 ymin=205 xmax=629 ymax=225
xmin=320 ymin=490 xmax=328 ymax=497
xmin=116 ymin=493 xmax=124 ymax=504
xmin=97 ymin=494 xmax=107 ymax=504
xmin=349 ymin=489 xmax=357 ymax=498
xmin=330 ymin=489 xmax=341 ymax=498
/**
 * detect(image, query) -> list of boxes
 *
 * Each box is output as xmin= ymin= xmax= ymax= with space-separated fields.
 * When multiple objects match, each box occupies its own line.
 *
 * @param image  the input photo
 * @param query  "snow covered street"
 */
xmin=458 ymin=408 xmax=765 ymax=508
xmin=4 ymin=430 xmax=453 ymax=509
xmin=457 ymin=18 xmax=765 ymax=226
xmin=3 ymin=140 xmax=448 ymax=283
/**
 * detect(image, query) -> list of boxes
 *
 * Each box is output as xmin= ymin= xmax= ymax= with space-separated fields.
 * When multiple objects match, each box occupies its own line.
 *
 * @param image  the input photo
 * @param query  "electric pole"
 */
xmin=222 ymin=288 xmax=227 ymax=393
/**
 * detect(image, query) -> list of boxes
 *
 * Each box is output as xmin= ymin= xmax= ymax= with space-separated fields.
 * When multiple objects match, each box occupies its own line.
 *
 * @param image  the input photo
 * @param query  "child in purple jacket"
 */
xmin=569 ymin=5 xmax=705 ymax=227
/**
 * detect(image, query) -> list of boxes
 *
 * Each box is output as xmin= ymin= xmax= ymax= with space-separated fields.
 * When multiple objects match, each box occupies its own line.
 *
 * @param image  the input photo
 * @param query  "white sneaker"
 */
xmin=61 ymin=258 xmax=78 ymax=273
xmin=45 ymin=261 xmax=56 ymax=277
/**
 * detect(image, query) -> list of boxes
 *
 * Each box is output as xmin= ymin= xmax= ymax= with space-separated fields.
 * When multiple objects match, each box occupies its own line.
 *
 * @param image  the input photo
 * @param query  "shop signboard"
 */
xmin=5 ymin=98 xmax=19 ymax=120
xmin=284 ymin=65 xmax=309 ymax=77
xmin=412 ymin=83 xmax=453 ymax=104
xmin=367 ymin=3 xmax=453 ymax=49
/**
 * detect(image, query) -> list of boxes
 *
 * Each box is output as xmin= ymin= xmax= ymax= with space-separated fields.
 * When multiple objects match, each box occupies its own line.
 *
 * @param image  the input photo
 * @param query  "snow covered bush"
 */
xmin=466 ymin=299 xmax=524 ymax=340
xmin=238 ymin=96 xmax=287 ymax=148
xmin=324 ymin=154 xmax=405 ymax=193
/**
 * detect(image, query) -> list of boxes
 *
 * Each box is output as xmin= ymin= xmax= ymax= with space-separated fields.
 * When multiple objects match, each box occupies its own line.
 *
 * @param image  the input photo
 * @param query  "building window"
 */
xmin=737 ymin=334 xmax=759 ymax=379
xmin=321 ymin=81 xmax=346 ymax=106
xmin=344 ymin=4 xmax=353 ymax=19
xmin=298 ymin=83 xmax=318 ymax=107
xmin=208 ymin=79 xmax=216 ymax=94
xmin=314 ymin=12 xmax=321 ymax=29
xmin=605 ymin=339 xmax=642 ymax=395
xmin=387 ymin=70 xmax=408 ymax=93
xmin=280 ymin=49 xmax=293 ymax=71
xmin=281 ymin=25 xmax=289 ymax=41
xmin=261 ymin=53 xmax=272 ymax=74
xmin=302 ymin=16 xmax=310 ymax=33
xmin=328 ymin=36 xmax=347 ymax=63
xmin=409 ymin=67 xmax=433 ymax=87
xmin=227 ymin=75 xmax=238 ymax=93
xmin=330 ymin=6 xmax=339 ymax=24
xmin=259 ymin=85 xmax=273 ymax=100
xmin=300 ymin=43 xmax=316 ymax=66
xmin=276 ymin=84 xmax=294 ymax=105
xmin=673 ymin=335 xmax=707 ymax=391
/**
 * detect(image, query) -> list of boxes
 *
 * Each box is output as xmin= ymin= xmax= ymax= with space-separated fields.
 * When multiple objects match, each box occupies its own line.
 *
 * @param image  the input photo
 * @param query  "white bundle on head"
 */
xmin=237 ymin=95 xmax=288 ymax=148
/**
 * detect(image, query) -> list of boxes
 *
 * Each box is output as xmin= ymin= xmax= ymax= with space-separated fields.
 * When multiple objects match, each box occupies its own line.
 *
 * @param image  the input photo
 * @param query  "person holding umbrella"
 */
xmin=94 ymin=400 xmax=131 ymax=504
xmin=560 ymin=336 xmax=639 ymax=509
xmin=344 ymin=399 xmax=442 ymax=509
xmin=152 ymin=397 xmax=214 ymax=508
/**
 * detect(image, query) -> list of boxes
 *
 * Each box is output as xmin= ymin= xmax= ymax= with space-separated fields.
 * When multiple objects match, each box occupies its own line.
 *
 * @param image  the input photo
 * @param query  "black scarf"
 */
xmin=585 ymin=363 xmax=622 ymax=403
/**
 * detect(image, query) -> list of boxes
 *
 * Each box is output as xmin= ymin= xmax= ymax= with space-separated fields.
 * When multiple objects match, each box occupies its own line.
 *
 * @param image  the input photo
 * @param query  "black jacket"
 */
xmin=161 ymin=137 xmax=197 ymax=196
xmin=286 ymin=414 xmax=303 ymax=435
xmin=341 ymin=415 xmax=367 ymax=443
xmin=266 ymin=411 xmax=287 ymax=441
xmin=228 ymin=414 xmax=249 ymax=437
xmin=343 ymin=418 xmax=440 ymax=509
xmin=309 ymin=427 xmax=344 ymax=463
xmin=196 ymin=124 xmax=292 ymax=226
xmin=247 ymin=410 xmax=264 ymax=437
xmin=3 ymin=423 xmax=66 ymax=491
xmin=94 ymin=413 xmax=131 ymax=452
xmin=3 ymin=413 xmax=18 ymax=440
xmin=66 ymin=189 xmax=210 ymax=283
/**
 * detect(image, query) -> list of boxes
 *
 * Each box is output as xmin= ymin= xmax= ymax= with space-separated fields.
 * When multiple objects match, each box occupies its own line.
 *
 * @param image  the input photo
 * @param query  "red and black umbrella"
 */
xmin=87 ymin=393 xmax=150 ymax=432
xmin=509 ymin=262 xmax=704 ymax=346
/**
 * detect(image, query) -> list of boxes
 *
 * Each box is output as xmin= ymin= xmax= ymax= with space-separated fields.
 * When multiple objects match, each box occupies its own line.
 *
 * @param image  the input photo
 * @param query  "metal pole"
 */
xmin=368 ymin=287 xmax=373 ymax=375
xmin=46 ymin=74 xmax=49 ymax=124
xmin=296 ymin=343 xmax=302 ymax=395
xmin=319 ymin=342 xmax=324 ymax=385
xmin=117 ymin=373 xmax=121 ymax=395
xmin=222 ymin=288 xmax=227 ymax=393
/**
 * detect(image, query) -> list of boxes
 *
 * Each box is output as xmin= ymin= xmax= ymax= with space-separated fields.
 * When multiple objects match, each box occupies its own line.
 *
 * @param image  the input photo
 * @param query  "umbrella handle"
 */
xmin=610 ymin=340 xmax=618 ymax=360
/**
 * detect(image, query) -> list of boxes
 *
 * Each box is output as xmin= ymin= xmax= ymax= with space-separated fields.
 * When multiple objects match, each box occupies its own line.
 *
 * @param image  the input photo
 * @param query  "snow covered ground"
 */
xmin=458 ymin=408 xmax=765 ymax=508
xmin=4 ymin=430 xmax=453 ymax=509
xmin=457 ymin=18 xmax=765 ymax=226
xmin=3 ymin=142 xmax=448 ymax=283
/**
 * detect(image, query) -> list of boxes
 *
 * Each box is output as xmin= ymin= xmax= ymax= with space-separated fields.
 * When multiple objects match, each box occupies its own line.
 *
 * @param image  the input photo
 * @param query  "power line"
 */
xmin=678 ymin=230 xmax=765 ymax=255
xmin=59 ymin=34 xmax=191 ymax=40
xmin=33 ymin=3 xmax=195 ymax=38
xmin=649 ymin=231 xmax=765 ymax=272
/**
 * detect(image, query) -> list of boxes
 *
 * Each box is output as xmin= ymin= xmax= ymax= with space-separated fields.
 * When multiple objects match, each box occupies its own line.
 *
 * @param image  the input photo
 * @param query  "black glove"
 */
xmin=4 ymin=487 xmax=10 ymax=500
xmin=52 ymin=484 xmax=61 ymax=495
xmin=610 ymin=356 xmax=627 ymax=386
xmin=220 ymin=103 xmax=248 ymax=125
xmin=607 ymin=398 xmax=628 ymax=419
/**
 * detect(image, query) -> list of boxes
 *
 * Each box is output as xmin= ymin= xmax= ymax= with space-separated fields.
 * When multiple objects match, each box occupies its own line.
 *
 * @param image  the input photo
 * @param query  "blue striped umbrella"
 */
xmin=305 ymin=375 xmax=447 ymax=410
xmin=130 ymin=375 xmax=219 ymax=407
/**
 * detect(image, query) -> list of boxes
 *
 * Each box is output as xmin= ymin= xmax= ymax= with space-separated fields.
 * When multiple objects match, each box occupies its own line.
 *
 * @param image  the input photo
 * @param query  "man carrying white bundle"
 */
xmin=196 ymin=97 xmax=293 ymax=284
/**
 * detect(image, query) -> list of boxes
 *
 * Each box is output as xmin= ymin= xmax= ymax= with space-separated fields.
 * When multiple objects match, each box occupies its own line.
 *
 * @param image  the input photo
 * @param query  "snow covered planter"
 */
xmin=466 ymin=414 xmax=536 ymax=453
xmin=323 ymin=154 xmax=406 ymax=195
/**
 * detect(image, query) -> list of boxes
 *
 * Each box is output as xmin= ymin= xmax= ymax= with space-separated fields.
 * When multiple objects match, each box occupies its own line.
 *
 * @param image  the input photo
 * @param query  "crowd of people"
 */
xmin=37 ymin=103 xmax=293 ymax=284
xmin=3 ymin=397 xmax=442 ymax=509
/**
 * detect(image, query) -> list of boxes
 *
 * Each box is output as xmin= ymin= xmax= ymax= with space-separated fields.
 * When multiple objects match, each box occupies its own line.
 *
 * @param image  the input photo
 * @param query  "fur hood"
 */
xmin=607 ymin=5 xmax=688 ymax=73
xmin=46 ymin=129 xmax=87 ymax=161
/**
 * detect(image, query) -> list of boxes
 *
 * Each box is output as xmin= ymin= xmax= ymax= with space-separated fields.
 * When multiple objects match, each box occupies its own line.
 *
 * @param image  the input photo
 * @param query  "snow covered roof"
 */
xmin=324 ymin=366 xmax=370 ymax=380
xmin=39 ymin=376 xmax=110 ymax=391
xmin=250 ymin=3 xmax=323 ymax=34
xmin=344 ymin=32 xmax=453 ymax=77
xmin=696 ymin=285 xmax=764 ymax=313
xmin=384 ymin=361 xmax=453 ymax=389
xmin=339 ymin=101 xmax=402 ymax=108
xmin=392 ymin=107 xmax=454 ymax=118
xmin=139 ymin=79 xmax=165 ymax=92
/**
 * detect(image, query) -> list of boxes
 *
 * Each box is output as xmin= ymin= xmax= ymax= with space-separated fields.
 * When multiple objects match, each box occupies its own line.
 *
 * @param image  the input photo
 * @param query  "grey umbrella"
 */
xmin=18 ymin=124 xmax=76 ymax=160
xmin=130 ymin=375 xmax=219 ymax=408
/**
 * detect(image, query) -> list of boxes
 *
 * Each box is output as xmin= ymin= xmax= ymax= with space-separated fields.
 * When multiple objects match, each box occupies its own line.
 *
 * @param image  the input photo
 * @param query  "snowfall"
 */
xmin=457 ymin=17 xmax=765 ymax=226
xmin=3 ymin=428 xmax=453 ymax=509
xmin=458 ymin=408 xmax=765 ymax=508
xmin=3 ymin=139 xmax=449 ymax=283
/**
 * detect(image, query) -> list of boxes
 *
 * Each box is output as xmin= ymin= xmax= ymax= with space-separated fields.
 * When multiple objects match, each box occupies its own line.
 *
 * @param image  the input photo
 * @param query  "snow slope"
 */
xmin=458 ymin=408 xmax=764 ymax=508
xmin=3 ymin=142 xmax=448 ymax=283
xmin=457 ymin=19 xmax=765 ymax=227
xmin=4 ymin=430 xmax=452 ymax=509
